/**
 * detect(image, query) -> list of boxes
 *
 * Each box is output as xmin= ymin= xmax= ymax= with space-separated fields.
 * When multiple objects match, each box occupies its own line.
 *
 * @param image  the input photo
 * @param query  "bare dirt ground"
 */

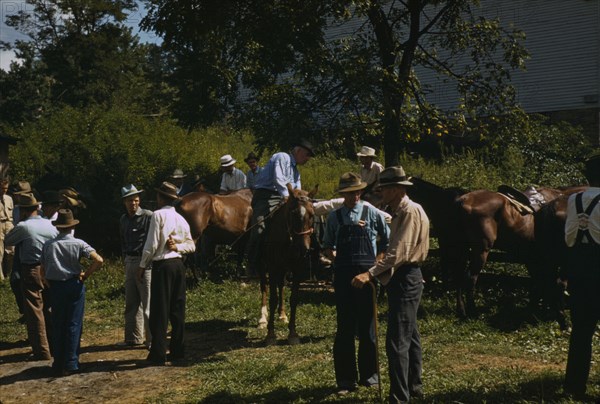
xmin=0 ymin=332 xmax=199 ymax=404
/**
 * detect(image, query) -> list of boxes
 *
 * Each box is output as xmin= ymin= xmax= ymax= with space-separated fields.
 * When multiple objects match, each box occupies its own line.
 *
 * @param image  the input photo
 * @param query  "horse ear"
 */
xmin=308 ymin=184 xmax=318 ymax=199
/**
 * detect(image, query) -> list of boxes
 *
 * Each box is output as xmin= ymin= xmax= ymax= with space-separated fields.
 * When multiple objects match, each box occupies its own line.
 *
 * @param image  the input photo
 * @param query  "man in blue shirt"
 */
xmin=5 ymin=193 xmax=59 ymax=360
xmin=322 ymin=172 xmax=390 ymax=395
xmin=247 ymin=140 xmax=315 ymax=277
xmin=42 ymin=209 xmax=103 ymax=376
xmin=244 ymin=152 xmax=263 ymax=191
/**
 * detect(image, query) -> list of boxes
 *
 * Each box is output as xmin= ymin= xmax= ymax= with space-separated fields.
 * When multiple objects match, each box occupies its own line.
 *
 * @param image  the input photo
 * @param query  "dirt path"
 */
xmin=0 ymin=333 xmax=198 ymax=403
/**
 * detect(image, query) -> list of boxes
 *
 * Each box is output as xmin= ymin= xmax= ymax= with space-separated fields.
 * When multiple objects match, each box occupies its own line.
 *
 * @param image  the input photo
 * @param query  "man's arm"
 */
xmin=4 ymin=223 xmax=24 ymax=246
xmin=81 ymin=251 xmax=104 ymax=282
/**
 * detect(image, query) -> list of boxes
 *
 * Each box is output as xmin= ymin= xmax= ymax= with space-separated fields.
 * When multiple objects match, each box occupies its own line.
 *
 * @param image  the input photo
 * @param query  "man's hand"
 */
xmin=137 ymin=267 xmax=145 ymax=282
xmin=79 ymin=272 xmax=87 ymax=282
xmin=351 ymin=272 xmax=372 ymax=289
xmin=166 ymin=235 xmax=177 ymax=252
xmin=322 ymin=248 xmax=335 ymax=262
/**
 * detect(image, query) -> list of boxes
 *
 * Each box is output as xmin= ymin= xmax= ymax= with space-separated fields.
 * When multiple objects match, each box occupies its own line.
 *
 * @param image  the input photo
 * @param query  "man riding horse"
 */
xmin=246 ymin=139 xmax=315 ymax=277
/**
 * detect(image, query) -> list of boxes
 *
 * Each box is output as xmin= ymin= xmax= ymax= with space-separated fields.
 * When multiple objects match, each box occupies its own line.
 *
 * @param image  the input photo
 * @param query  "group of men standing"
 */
xmin=0 ymin=183 xmax=103 ymax=376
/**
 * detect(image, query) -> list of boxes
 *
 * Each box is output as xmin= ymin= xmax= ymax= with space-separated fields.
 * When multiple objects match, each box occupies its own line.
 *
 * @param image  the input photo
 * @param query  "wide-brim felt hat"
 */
xmin=337 ymin=172 xmax=368 ymax=193
xmin=13 ymin=180 xmax=32 ymax=195
xmin=295 ymin=139 xmax=316 ymax=157
xmin=155 ymin=181 xmax=180 ymax=200
xmin=377 ymin=166 xmax=413 ymax=188
xmin=41 ymin=190 xmax=61 ymax=205
xmin=356 ymin=146 xmax=377 ymax=157
xmin=244 ymin=152 xmax=260 ymax=163
xmin=220 ymin=154 xmax=237 ymax=167
xmin=59 ymin=187 xmax=86 ymax=209
xmin=121 ymin=184 xmax=144 ymax=199
xmin=17 ymin=192 xmax=42 ymax=208
xmin=53 ymin=209 xmax=79 ymax=228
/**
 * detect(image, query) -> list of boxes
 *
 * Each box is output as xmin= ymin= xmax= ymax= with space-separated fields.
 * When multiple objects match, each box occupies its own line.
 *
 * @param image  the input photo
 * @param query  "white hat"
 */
xmin=170 ymin=168 xmax=186 ymax=179
xmin=220 ymin=154 xmax=237 ymax=167
xmin=356 ymin=146 xmax=377 ymax=157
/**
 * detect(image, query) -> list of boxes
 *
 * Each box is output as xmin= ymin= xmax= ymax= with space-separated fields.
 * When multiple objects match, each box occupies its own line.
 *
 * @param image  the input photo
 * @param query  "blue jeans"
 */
xmin=386 ymin=266 xmax=423 ymax=403
xmin=49 ymin=278 xmax=85 ymax=372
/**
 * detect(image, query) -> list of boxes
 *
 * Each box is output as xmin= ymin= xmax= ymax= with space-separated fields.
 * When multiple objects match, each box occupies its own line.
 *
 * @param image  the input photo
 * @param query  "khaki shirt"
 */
xmin=368 ymin=195 xmax=429 ymax=285
xmin=361 ymin=161 xmax=384 ymax=186
xmin=0 ymin=194 xmax=14 ymax=223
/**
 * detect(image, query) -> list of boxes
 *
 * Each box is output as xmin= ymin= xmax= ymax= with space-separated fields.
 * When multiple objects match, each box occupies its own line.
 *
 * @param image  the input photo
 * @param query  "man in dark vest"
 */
xmin=563 ymin=152 xmax=600 ymax=397
xmin=322 ymin=172 xmax=390 ymax=395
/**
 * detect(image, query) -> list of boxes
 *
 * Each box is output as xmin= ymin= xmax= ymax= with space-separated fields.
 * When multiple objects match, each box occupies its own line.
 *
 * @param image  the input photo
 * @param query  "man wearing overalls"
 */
xmin=563 ymin=152 xmax=600 ymax=397
xmin=322 ymin=172 xmax=390 ymax=395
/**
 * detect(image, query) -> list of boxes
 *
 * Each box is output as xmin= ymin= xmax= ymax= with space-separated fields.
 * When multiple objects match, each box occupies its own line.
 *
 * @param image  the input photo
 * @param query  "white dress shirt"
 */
xmin=140 ymin=205 xmax=196 ymax=268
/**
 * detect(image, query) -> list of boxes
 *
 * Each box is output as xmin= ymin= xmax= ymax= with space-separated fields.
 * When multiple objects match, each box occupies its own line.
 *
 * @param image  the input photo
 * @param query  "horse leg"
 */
xmin=464 ymin=246 xmax=488 ymax=318
xmin=287 ymin=273 xmax=300 ymax=345
xmin=453 ymin=246 xmax=469 ymax=319
xmin=278 ymin=279 xmax=288 ymax=323
xmin=265 ymin=275 xmax=278 ymax=345
xmin=258 ymin=272 xmax=268 ymax=329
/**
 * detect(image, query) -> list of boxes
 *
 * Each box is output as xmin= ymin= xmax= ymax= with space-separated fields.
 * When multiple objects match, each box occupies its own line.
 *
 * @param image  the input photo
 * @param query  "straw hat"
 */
xmin=220 ymin=154 xmax=237 ymax=167
xmin=170 ymin=168 xmax=187 ymax=179
xmin=356 ymin=146 xmax=377 ymax=157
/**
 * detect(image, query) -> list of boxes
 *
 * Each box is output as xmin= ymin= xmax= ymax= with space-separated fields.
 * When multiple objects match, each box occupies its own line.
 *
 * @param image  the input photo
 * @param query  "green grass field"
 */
xmin=0 ymin=254 xmax=596 ymax=403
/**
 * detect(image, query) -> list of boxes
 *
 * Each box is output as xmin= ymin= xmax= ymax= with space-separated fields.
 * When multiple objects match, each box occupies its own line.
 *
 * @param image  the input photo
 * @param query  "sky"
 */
xmin=0 ymin=0 xmax=160 ymax=71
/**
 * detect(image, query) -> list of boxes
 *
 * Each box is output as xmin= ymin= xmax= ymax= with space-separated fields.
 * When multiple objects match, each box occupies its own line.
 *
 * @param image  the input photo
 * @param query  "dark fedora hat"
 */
xmin=294 ymin=139 xmax=316 ymax=157
xmin=155 ymin=181 xmax=180 ymax=200
xmin=53 ymin=209 xmax=79 ymax=228
xmin=244 ymin=152 xmax=260 ymax=163
xmin=41 ymin=190 xmax=61 ymax=205
xmin=337 ymin=172 xmax=367 ymax=193
xmin=377 ymin=166 xmax=413 ymax=188
xmin=17 ymin=193 xmax=42 ymax=208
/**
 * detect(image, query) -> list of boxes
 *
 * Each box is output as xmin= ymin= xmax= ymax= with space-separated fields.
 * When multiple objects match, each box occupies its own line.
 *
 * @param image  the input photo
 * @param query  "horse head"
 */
xmin=285 ymin=183 xmax=317 ymax=257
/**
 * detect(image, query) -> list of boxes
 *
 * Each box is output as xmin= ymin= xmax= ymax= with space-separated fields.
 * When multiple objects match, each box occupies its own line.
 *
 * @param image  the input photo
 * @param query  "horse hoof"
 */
xmin=279 ymin=315 xmax=289 ymax=324
xmin=288 ymin=335 xmax=300 ymax=345
xmin=257 ymin=321 xmax=267 ymax=329
xmin=265 ymin=336 xmax=277 ymax=346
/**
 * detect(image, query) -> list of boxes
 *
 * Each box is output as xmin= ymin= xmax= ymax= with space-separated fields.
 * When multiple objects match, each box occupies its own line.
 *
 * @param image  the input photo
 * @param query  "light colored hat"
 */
xmin=154 ymin=181 xmax=180 ymax=200
xmin=121 ymin=184 xmax=144 ymax=199
xmin=377 ymin=166 xmax=413 ymax=188
xmin=53 ymin=209 xmax=80 ymax=228
xmin=336 ymin=172 xmax=368 ymax=193
xmin=356 ymin=146 xmax=377 ymax=157
xmin=220 ymin=154 xmax=237 ymax=167
xmin=170 ymin=168 xmax=186 ymax=179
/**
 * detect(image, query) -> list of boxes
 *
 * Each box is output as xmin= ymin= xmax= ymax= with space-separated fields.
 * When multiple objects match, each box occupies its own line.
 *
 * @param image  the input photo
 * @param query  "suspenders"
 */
xmin=574 ymin=192 xmax=600 ymax=245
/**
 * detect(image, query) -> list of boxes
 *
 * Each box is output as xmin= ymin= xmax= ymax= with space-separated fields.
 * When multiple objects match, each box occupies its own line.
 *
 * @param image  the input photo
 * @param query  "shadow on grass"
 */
xmin=421 ymin=374 xmax=583 ymax=403
xmin=198 ymin=386 xmax=341 ymax=404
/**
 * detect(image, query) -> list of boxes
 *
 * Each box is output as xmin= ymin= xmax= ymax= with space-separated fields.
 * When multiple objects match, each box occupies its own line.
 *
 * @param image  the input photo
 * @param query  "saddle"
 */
xmin=497 ymin=185 xmax=548 ymax=214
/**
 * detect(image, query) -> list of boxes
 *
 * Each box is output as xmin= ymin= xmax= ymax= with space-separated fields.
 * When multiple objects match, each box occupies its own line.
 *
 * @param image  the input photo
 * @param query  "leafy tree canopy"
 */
xmin=142 ymin=0 xmax=529 ymax=164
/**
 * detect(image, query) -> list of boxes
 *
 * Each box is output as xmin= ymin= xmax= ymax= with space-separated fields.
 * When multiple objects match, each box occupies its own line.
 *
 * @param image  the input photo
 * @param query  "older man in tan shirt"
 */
xmin=0 ymin=179 xmax=14 ymax=280
xmin=352 ymin=166 xmax=429 ymax=404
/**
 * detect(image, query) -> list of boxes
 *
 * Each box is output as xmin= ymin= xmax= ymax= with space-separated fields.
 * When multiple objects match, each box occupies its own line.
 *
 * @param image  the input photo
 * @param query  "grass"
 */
xmin=0 ymin=255 xmax=597 ymax=403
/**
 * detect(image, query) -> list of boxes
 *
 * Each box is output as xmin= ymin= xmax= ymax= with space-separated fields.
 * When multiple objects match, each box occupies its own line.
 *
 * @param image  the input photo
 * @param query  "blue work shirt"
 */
xmin=323 ymin=201 xmax=390 ymax=255
xmin=253 ymin=152 xmax=300 ymax=197
xmin=42 ymin=233 xmax=95 ymax=281
xmin=5 ymin=215 xmax=59 ymax=264
xmin=246 ymin=166 xmax=263 ymax=190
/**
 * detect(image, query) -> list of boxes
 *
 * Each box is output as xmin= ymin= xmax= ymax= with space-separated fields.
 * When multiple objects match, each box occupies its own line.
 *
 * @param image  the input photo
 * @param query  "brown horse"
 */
xmin=454 ymin=186 xmax=587 ymax=324
xmin=258 ymin=184 xmax=317 ymax=345
xmin=176 ymin=189 xmax=253 ymax=274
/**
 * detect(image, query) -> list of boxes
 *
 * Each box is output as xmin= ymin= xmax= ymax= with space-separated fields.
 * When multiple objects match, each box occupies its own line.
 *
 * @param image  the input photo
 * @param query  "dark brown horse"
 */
xmin=176 ymin=189 xmax=253 ymax=274
xmin=258 ymin=184 xmax=317 ymax=345
xmin=455 ymin=186 xmax=587 ymax=324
